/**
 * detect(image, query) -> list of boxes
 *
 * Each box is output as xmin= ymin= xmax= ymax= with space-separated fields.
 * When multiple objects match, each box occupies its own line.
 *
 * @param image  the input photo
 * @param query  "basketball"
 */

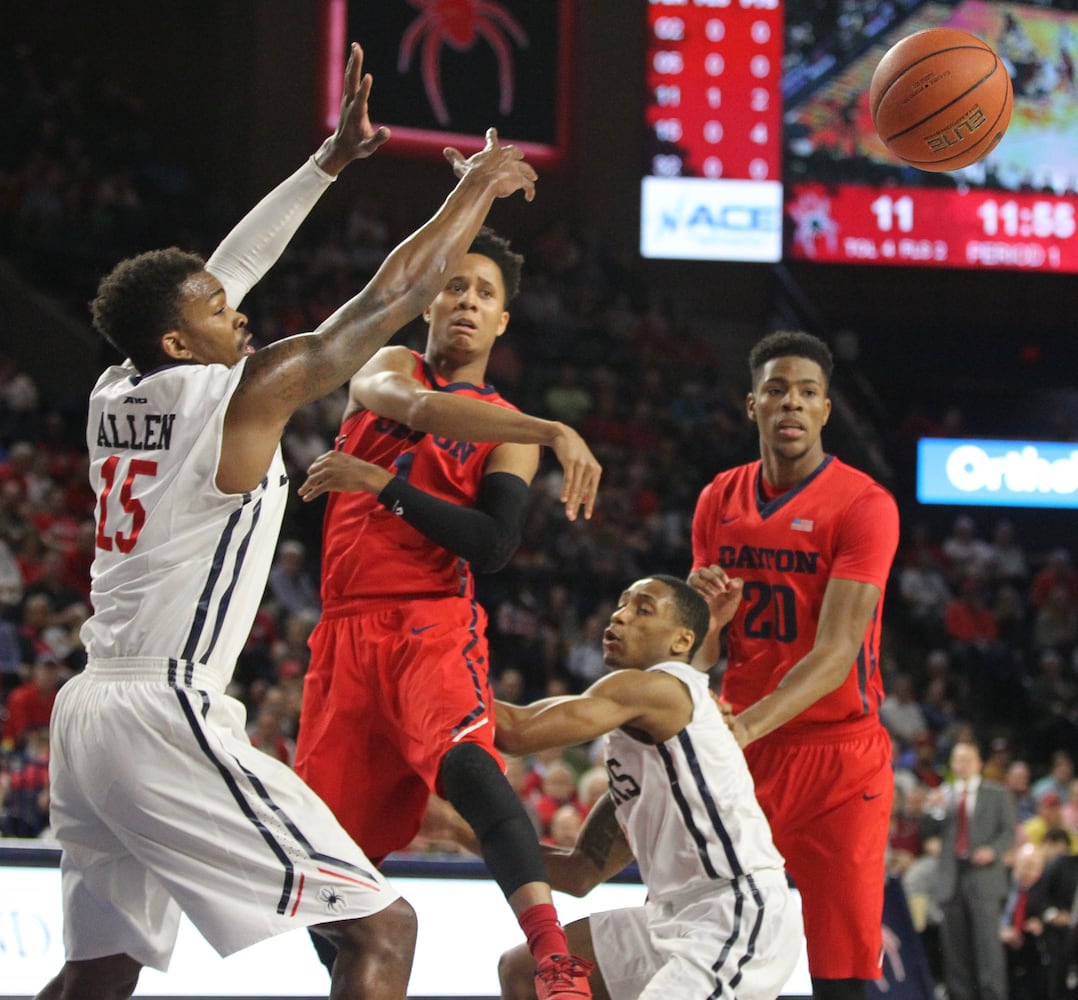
xmin=869 ymin=27 xmax=1013 ymax=172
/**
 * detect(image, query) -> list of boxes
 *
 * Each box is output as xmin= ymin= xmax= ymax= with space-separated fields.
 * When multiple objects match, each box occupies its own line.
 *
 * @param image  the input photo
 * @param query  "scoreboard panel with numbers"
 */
xmin=641 ymin=0 xmax=1078 ymax=274
xmin=641 ymin=0 xmax=784 ymax=262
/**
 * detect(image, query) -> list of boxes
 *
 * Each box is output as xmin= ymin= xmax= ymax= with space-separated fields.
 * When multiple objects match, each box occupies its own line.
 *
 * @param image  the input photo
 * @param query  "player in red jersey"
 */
xmin=689 ymin=330 xmax=899 ymax=1000
xmin=293 ymin=227 xmax=601 ymax=1000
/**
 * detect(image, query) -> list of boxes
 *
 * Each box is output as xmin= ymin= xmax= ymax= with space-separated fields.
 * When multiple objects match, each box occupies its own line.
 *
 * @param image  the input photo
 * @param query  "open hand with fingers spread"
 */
xmin=315 ymin=41 xmax=391 ymax=175
xmin=444 ymin=127 xmax=538 ymax=203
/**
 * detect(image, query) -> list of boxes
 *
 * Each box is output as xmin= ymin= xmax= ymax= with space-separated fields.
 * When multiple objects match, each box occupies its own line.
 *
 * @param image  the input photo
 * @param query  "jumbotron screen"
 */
xmin=641 ymin=0 xmax=1078 ymax=272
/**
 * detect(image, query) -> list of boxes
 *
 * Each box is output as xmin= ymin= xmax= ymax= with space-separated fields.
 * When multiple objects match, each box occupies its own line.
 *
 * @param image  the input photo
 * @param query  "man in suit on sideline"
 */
xmin=933 ymin=739 xmax=1016 ymax=1000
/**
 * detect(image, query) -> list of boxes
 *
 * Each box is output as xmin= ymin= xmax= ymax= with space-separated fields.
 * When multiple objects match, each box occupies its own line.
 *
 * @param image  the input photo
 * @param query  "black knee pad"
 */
xmin=440 ymin=743 xmax=547 ymax=895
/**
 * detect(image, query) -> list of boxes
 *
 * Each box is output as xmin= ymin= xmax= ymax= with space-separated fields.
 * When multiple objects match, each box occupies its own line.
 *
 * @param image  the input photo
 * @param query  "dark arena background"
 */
xmin=2 ymin=3 xmax=1077 ymax=999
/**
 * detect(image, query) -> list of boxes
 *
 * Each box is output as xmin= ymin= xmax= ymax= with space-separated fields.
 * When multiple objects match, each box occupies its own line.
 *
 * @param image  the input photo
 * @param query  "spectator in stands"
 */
xmin=1020 ymin=792 xmax=1078 ymax=852
xmin=543 ymin=363 xmax=593 ymax=427
xmin=1006 ymin=760 xmax=1038 ymax=825
xmin=982 ymin=737 xmax=1014 ymax=784
xmin=941 ymin=514 xmax=994 ymax=584
xmin=1027 ymin=846 xmax=1078 ymax=1000
xmin=0 ymin=725 xmax=51 ymax=837
xmin=999 ymin=842 xmax=1048 ymax=1000
xmin=267 ymin=539 xmax=320 ymax=618
xmin=533 ymin=760 xmax=579 ymax=837
xmin=987 ymin=518 xmax=1029 ymax=588
xmin=1 ymin=655 xmax=62 ymax=750
xmin=1033 ymin=750 xmax=1076 ymax=805
xmin=880 ymin=673 xmax=930 ymax=747
xmin=1031 ymin=583 xmax=1078 ymax=659
xmin=898 ymin=546 xmax=952 ymax=644
xmin=1062 ymin=777 xmax=1078 ymax=833
xmin=544 ymin=803 xmax=583 ymax=848
xmin=943 ymin=572 xmax=1013 ymax=723
xmin=1030 ymin=547 xmax=1078 ymax=610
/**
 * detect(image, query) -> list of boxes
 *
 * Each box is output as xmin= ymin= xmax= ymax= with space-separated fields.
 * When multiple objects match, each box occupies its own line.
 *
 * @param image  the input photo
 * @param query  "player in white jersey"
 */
xmin=495 ymin=575 xmax=804 ymax=1000
xmin=36 ymin=41 xmax=539 ymax=1000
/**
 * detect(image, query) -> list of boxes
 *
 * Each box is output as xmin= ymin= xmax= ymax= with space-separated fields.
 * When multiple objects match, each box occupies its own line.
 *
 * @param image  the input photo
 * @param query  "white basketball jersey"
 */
xmin=603 ymin=661 xmax=785 ymax=902
xmin=80 ymin=358 xmax=287 ymax=688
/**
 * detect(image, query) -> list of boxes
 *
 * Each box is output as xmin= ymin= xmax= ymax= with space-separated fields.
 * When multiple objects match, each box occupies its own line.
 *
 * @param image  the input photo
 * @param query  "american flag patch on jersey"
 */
xmin=791 ymin=517 xmax=814 ymax=532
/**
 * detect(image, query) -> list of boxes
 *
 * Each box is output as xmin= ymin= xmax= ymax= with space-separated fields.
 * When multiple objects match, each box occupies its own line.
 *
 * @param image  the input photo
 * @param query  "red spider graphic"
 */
xmin=397 ymin=0 xmax=529 ymax=126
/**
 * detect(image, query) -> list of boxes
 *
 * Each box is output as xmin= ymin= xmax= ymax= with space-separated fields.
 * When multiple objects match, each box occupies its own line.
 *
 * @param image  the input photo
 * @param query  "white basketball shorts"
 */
xmin=49 ymin=660 xmax=399 ymax=971
xmin=589 ymin=869 xmax=802 ymax=1000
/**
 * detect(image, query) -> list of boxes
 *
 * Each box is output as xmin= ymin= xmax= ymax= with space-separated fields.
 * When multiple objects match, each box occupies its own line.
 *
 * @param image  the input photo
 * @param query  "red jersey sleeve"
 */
xmin=830 ymin=484 xmax=900 ymax=591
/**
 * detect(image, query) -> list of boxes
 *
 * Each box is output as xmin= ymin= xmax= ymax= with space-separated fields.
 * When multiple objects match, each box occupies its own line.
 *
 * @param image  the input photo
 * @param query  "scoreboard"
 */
xmin=641 ymin=0 xmax=784 ymax=262
xmin=641 ymin=0 xmax=1078 ymax=273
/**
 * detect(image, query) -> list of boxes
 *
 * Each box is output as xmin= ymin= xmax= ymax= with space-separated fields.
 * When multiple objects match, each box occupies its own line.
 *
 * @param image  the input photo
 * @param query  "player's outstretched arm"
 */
xmin=346 ymin=347 xmax=602 ymax=520
xmin=207 ymin=42 xmax=390 ymax=309
xmin=542 ymin=794 xmax=635 ymax=897
xmin=495 ymin=671 xmax=689 ymax=756
xmin=220 ymin=129 xmax=536 ymax=494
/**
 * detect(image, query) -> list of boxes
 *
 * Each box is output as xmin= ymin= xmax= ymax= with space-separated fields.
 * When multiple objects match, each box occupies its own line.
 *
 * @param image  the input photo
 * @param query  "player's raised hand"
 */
xmin=316 ymin=41 xmax=391 ymax=175
xmin=688 ymin=564 xmax=745 ymax=632
xmin=444 ymin=127 xmax=537 ymax=202
xmin=549 ymin=425 xmax=602 ymax=521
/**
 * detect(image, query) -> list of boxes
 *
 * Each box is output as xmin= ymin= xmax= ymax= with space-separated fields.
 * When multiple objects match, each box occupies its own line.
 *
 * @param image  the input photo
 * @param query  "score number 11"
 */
xmin=870 ymin=194 xmax=915 ymax=232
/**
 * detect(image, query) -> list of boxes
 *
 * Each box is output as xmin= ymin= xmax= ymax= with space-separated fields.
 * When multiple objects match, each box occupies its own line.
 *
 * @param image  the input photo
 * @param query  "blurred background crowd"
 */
xmin=2 ymin=22 xmax=1077 ymax=998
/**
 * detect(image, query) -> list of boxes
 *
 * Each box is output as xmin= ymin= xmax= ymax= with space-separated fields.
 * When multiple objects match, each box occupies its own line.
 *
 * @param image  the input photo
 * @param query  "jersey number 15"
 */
xmin=95 ymin=455 xmax=158 ymax=553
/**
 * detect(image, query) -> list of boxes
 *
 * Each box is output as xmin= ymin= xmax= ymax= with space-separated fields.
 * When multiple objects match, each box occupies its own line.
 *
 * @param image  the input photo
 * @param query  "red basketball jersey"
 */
xmin=692 ymin=455 xmax=899 ymax=731
xmin=320 ymin=351 xmax=519 ymax=610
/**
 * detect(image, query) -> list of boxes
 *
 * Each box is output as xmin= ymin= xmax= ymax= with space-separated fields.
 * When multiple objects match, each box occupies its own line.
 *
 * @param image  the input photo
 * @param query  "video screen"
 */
xmin=783 ymin=0 xmax=1078 ymax=270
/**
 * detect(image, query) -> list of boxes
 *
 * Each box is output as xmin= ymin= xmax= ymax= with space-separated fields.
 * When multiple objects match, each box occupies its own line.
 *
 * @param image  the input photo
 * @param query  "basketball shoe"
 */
xmin=534 ymin=953 xmax=594 ymax=1000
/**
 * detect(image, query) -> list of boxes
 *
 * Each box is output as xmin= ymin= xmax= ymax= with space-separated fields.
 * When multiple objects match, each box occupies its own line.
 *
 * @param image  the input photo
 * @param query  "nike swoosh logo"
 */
xmin=863 ymin=792 xmax=883 ymax=801
xmin=721 ymin=516 xmax=739 ymax=524
xmin=411 ymin=625 xmax=436 ymax=635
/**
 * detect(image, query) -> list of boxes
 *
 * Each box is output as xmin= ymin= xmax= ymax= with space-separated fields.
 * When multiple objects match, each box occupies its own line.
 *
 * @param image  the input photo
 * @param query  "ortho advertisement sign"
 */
xmin=918 ymin=438 xmax=1078 ymax=509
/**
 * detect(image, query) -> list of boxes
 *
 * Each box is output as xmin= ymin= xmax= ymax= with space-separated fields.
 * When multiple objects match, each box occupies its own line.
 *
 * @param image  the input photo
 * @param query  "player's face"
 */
xmin=603 ymin=579 xmax=691 ymax=671
xmin=167 ymin=271 xmax=252 ymax=368
xmin=747 ymin=355 xmax=831 ymax=462
xmin=424 ymin=253 xmax=509 ymax=363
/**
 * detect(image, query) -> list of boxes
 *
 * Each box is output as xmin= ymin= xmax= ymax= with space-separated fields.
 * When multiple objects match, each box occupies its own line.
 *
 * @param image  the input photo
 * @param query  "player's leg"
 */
xmin=440 ymin=741 xmax=591 ymax=989
xmin=313 ymin=898 xmax=417 ymax=1000
xmin=34 ymin=955 xmax=143 ymax=1000
xmin=809 ymin=977 xmax=867 ymax=1000
xmin=499 ymin=917 xmax=606 ymax=1000
xmin=747 ymin=724 xmax=891 ymax=990
xmin=395 ymin=601 xmax=590 ymax=995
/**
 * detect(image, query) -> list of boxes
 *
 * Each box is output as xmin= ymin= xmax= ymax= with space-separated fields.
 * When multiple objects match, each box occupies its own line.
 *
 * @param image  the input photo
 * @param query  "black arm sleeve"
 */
xmin=376 ymin=471 xmax=530 ymax=573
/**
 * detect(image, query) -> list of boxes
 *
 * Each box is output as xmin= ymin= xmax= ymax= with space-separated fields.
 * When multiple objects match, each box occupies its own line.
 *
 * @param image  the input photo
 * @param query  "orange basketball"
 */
xmin=869 ymin=27 xmax=1013 ymax=172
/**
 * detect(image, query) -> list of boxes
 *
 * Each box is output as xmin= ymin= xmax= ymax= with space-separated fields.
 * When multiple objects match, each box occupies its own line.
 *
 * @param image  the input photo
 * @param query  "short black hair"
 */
xmin=468 ymin=226 xmax=524 ymax=302
xmin=648 ymin=574 xmax=710 ymax=662
xmin=91 ymin=247 xmax=206 ymax=373
xmin=748 ymin=330 xmax=834 ymax=388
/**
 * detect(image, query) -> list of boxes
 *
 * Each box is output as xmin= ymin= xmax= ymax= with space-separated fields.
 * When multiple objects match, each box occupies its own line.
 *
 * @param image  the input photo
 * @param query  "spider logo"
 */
xmin=398 ymin=0 xmax=529 ymax=126
xmin=318 ymin=885 xmax=347 ymax=913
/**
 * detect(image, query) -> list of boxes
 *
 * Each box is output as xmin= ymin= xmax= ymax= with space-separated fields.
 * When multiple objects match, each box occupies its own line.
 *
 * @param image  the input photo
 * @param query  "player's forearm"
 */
xmin=494 ymin=696 xmax=608 ymax=756
xmin=735 ymin=650 xmax=851 ymax=744
xmin=543 ymin=795 xmax=633 ymax=896
xmin=207 ymin=157 xmax=336 ymax=309
xmin=401 ymin=391 xmax=568 ymax=446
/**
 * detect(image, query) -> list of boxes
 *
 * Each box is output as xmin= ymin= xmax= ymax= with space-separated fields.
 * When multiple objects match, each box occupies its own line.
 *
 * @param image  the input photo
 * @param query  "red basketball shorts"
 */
xmin=294 ymin=597 xmax=501 ymax=863
xmin=744 ymin=716 xmax=893 ymax=981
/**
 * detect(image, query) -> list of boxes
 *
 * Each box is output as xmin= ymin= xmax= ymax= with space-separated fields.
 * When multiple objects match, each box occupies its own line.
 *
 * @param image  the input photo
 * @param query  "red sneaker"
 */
xmin=534 ymin=953 xmax=594 ymax=1000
